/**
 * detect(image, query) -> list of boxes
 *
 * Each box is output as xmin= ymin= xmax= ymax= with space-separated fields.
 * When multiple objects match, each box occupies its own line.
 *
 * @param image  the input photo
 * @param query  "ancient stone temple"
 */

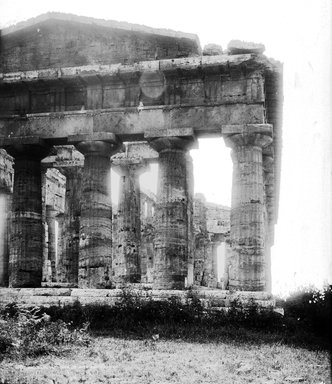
xmin=0 ymin=13 xmax=282 ymax=292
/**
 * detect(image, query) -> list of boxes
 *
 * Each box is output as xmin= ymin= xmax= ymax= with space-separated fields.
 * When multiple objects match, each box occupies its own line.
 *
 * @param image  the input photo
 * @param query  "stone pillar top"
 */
xmin=111 ymin=154 xmax=149 ymax=176
xmin=46 ymin=204 xmax=58 ymax=215
xmin=224 ymin=133 xmax=272 ymax=149
xmin=144 ymin=127 xmax=198 ymax=152
xmin=68 ymin=132 xmax=123 ymax=157
xmin=0 ymin=137 xmax=51 ymax=159
xmin=222 ymin=124 xmax=272 ymax=136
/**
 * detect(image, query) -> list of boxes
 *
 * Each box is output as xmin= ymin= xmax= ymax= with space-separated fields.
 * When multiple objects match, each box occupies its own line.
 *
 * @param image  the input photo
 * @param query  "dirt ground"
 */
xmin=0 ymin=336 xmax=330 ymax=383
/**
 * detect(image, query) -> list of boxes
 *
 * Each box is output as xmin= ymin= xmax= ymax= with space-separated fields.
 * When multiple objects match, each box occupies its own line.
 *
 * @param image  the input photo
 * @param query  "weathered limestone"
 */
xmin=193 ymin=194 xmax=231 ymax=288
xmin=56 ymin=166 xmax=82 ymax=285
xmin=147 ymin=134 xmax=196 ymax=289
xmin=224 ymin=126 xmax=272 ymax=291
xmin=112 ymin=155 xmax=148 ymax=284
xmin=40 ymin=167 xmax=66 ymax=284
xmin=193 ymin=194 xmax=209 ymax=286
xmin=0 ymin=150 xmax=13 ymax=287
xmin=4 ymin=140 xmax=50 ymax=287
xmin=263 ymin=154 xmax=275 ymax=293
xmin=227 ymin=40 xmax=265 ymax=55
xmin=140 ymin=190 xmax=156 ymax=284
xmin=186 ymin=154 xmax=195 ymax=286
xmin=70 ymin=133 xmax=122 ymax=288
xmin=0 ymin=195 xmax=9 ymax=286
xmin=45 ymin=205 xmax=57 ymax=282
xmin=41 ymin=147 xmax=83 ymax=286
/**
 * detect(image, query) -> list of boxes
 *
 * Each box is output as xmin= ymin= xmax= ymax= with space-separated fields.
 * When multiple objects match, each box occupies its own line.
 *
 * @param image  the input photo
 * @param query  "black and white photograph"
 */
xmin=0 ymin=0 xmax=331 ymax=382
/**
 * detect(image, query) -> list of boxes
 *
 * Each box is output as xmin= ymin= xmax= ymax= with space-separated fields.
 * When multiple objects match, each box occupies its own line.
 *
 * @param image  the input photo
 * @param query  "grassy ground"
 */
xmin=0 ymin=335 xmax=330 ymax=384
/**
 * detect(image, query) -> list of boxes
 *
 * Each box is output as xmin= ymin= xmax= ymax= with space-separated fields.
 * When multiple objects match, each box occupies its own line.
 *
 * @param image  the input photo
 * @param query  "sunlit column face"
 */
xmin=0 ymin=194 xmax=8 ymax=286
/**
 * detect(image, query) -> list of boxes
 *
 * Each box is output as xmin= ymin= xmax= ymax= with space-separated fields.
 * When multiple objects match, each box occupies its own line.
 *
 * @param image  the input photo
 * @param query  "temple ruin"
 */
xmin=0 ymin=13 xmax=283 ymax=294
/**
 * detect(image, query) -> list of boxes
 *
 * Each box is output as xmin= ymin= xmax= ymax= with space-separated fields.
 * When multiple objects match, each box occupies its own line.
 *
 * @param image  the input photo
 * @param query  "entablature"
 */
xmin=0 ymin=54 xmax=278 ymax=116
xmin=0 ymin=104 xmax=266 ymax=144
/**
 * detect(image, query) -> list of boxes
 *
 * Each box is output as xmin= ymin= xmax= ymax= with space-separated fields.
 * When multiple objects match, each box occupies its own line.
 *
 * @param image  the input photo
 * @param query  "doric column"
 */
xmin=112 ymin=156 xmax=148 ymax=284
xmin=0 ymin=149 xmax=13 ymax=287
xmin=148 ymin=135 xmax=196 ymax=289
xmin=201 ymin=238 xmax=218 ymax=288
xmin=186 ymin=154 xmax=195 ymax=286
xmin=211 ymin=240 xmax=219 ymax=285
xmin=224 ymin=125 xmax=272 ymax=291
xmin=0 ymin=194 xmax=11 ymax=287
xmin=4 ymin=139 xmax=50 ymax=287
xmin=140 ymin=193 xmax=156 ymax=284
xmin=70 ymin=133 xmax=122 ymax=288
xmin=56 ymin=166 xmax=82 ymax=285
xmin=193 ymin=194 xmax=208 ymax=286
xmin=46 ymin=205 xmax=57 ymax=282
xmin=263 ymin=154 xmax=275 ymax=293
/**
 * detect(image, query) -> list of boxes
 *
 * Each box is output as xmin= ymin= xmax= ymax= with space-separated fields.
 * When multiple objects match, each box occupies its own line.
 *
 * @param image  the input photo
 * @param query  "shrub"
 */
xmin=0 ymin=304 xmax=90 ymax=360
xmin=282 ymin=284 xmax=331 ymax=337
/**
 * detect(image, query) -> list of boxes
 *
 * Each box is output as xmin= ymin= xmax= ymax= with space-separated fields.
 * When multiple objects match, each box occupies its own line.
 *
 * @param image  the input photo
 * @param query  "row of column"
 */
xmin=1 ymin=127 xmax=272 ymax=291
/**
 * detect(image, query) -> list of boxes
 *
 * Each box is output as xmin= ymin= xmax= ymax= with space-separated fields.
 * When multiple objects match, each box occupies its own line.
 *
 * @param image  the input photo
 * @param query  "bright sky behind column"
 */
xmin=0 ymin=0 xmax=331 ymax=295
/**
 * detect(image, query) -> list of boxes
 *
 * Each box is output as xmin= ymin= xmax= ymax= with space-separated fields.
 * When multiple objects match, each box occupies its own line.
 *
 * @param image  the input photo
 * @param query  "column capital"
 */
xmin=68 ymin=133 xmax=123 ymax=157
xmin=222 ymin=124 xmax=272 ymax=149
xmin=147 ymin=136 xmax=197 ymax=153
xmin=111 ymin=154 xmax=149 ymax=176
xmin=144 ymin=127 xmax=198 ymax=153
xmin=1 ymin=137 xmax=50 ymax=160
xmin=224 ymin=132 xmax=272 ymax=149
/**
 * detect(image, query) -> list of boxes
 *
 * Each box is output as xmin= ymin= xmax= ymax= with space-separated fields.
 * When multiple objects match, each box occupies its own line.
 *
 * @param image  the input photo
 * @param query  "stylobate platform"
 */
xmin=0 ymin=288 xmax=277 ymax=311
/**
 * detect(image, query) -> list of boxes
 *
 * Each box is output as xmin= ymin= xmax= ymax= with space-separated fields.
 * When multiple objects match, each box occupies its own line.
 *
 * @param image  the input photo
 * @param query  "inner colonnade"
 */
xmin=0 ymin=13 xmax=282 ymax=293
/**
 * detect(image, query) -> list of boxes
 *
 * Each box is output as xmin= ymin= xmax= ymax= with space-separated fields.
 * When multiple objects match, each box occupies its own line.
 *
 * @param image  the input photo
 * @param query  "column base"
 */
xmin=153 ymin=275 xmax=187 ymax=290
xmin=78 ymin=266 xmax=112 ymax=289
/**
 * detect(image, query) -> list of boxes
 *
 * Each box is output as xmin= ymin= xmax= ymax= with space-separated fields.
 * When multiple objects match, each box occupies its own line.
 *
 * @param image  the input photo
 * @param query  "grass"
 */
xmin=0 ymin=285 xmax=331 ymax=383
xmin=0 ymin=336 xmax=330 ymax=383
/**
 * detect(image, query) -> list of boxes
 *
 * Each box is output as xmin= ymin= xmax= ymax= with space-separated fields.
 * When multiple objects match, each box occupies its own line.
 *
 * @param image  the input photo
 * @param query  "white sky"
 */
xmin=0 ymin=0 xmax=331 ymax=295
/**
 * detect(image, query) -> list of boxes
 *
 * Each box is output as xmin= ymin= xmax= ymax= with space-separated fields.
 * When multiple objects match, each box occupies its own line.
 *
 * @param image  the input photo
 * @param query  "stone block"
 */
xmin=227 ymin=40 xmax=265 ymax=55
xmin=203 ymin=44 xmax=223 ymax=56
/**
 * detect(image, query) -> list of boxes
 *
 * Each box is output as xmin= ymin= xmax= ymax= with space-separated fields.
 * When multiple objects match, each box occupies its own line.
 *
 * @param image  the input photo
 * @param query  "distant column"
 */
xmin=46 ymin=205 xmax=57 ymax=282
xmin=5 ymin=140 xmax=50 ymax=287
xmin=0 ymin=149 xmax=13 ymax=287
xmin=71 ymin=134 xmax=121 ymax=288
xmin=56 ymin=166 xmax=82 ymax=285
xmin=263 ymin=154 xmax=275 ymax=293
xmin=224 ymin=128 xmax=272 ymax=291
xmin=140 ymin=194 xmax=156 ymax=284
xmin=186 ymin=154 xmax=195 ymax=286
xmin=148 ymin=135 xmax=196 ymax=289
xmin=112 ymin=156 xmax=148 ymax=284
xmin=211 ymin=240 xmax=219 ymax=285
xmin=0 ymin=194 xmax=11 ymax=287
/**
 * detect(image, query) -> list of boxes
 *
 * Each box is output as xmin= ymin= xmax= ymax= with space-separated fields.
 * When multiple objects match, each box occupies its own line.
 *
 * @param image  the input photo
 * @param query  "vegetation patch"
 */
xmin=0 ymin=305 xmax=90 ymax=361
xmin=1 ymin=285 xmax=330 ymax=359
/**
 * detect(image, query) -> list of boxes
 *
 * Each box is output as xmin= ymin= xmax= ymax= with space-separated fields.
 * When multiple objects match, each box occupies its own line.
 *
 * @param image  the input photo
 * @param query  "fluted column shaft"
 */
xmin=46 ymin=205 xmax=57 ymax=282
xmin=150 ymin=136 xmax=195 ymax=289
xmin=112 ymin=159 xmax=147 ymax=284
xmin=56 ymin=167 xmax=82 ymax=285
xmin=211 ymin=241 xmax=219 ymax=283
xmin=6 ymin=144 xmax=49 ymax=287
xmin=186 ymin=154 xmax=195 ymax=286
xmin=0 ymin=194 xmax=10 ymax=286
xmin=76 ymin=140 xmax=119 ymax=288
xmin=263 ymin=155 xmax=275 ymax=293
xmin=225 ymin=132 xmax=272 ymax=291
xmin=0 ymin=150 xmax=12 ymax=286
